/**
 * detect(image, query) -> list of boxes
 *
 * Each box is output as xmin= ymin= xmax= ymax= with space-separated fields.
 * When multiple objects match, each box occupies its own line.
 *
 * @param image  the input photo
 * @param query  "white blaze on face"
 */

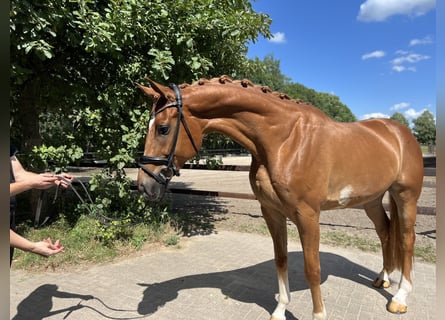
xmin=148 ymin=118 xmax=155 ymax=131
xmin=338 ymin=185 xmax=353 ymax=206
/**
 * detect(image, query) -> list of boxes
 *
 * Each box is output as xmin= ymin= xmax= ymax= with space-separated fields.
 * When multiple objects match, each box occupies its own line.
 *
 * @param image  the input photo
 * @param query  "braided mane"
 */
xmin=178 ymin=75 xmax=304 ymax=105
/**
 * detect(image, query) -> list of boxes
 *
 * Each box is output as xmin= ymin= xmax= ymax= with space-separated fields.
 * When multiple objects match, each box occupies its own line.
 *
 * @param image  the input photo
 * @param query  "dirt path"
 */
xmin=166 ymin=176 xmax=436 ymax=260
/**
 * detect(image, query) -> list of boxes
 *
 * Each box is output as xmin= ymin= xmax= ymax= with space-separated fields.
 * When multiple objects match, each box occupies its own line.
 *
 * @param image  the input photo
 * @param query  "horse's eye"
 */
xmin=157 ymin=125 xmax=170 ymax=136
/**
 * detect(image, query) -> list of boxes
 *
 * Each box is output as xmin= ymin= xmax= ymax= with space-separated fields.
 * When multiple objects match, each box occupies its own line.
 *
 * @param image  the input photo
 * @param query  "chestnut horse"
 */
xmin=136 ymin=76 xmax=423 ymax=320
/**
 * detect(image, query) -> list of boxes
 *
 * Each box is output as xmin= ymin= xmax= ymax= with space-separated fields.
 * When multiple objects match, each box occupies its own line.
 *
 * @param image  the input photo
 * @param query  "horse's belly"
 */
xmin=322 ymin=185 xmax=386 ymax=210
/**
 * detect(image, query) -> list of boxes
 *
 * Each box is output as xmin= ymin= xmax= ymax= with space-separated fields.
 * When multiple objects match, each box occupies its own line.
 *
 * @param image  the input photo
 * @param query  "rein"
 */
xmin=138 ymin=83 xmax=200 ymax=185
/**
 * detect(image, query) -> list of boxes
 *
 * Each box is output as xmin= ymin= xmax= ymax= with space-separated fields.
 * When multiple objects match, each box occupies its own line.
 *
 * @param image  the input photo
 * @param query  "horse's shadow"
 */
xmin=137 ymin=251 xmax=392 ymax=319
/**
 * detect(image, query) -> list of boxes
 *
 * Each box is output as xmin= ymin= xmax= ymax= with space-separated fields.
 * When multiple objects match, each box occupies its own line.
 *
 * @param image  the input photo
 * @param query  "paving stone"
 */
xmin=10 ymin=231 xmax=435 ymax=320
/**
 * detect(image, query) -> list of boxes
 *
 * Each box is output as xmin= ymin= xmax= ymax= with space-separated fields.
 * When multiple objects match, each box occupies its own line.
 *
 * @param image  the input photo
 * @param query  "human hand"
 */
xmin=32 ymin=173 xmax=59 ymax=190
xmin=30 ymin=237 xmax=64 ymax=257
xmin=55 ymin=173 xmax=73 ymax=188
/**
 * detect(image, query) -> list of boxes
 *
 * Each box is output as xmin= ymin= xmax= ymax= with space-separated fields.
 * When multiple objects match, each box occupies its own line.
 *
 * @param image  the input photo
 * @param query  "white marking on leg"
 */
xmin=383 ymin=270 xmax=389 ymax=283
xmin=313 ymin=304 xmax=327 ymax=320
xmin=392 ymin=275 xmax=412 ymax=306
xmin=338 ymin=185 xmax=353 ymax=206
xmin=271 ymin=270 xmax=290 ymax=320
xmin=378 ymin=269 xmax=389 ymax=283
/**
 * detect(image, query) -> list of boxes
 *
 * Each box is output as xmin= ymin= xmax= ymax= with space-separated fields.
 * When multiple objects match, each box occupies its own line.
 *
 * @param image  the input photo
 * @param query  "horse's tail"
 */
xmin=388 ymin=194 xmax=404 ymax=272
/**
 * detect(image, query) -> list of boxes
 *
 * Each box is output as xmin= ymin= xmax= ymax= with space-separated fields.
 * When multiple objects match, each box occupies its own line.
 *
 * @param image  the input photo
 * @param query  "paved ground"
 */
xmin=10 ymin=231 xmax=436 ymax=320
xmin=10 ymin=156 xmax=437 ymax=320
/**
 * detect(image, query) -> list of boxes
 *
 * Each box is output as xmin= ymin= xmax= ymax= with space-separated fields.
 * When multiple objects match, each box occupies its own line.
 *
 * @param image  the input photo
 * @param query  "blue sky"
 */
xmin=247 ymin=0 xmax=436 ymax=121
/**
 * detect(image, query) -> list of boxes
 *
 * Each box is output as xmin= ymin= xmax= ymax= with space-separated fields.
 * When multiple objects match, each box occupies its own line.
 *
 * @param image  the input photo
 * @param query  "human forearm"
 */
xmin=10 ymin=180 xmax=34 ymax=197
xmin=10 ymin=230 xmax=64 ymax=257
xmin=10 ymin=229 xmax=35 ymax=252
xmin=10 ymin=172 xmax=59 ymax=197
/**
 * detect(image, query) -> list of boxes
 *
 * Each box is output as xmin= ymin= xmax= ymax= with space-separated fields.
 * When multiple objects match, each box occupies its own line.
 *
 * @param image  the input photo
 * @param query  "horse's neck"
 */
xmin=186 ymin=85 xmax=329 ymax=159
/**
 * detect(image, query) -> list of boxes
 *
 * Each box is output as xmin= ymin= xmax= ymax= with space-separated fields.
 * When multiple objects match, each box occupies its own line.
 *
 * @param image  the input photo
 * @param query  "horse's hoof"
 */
xmin=373 ymin=277 xmax=390 ymax=288
xmin=387 ymin=300 xmax=407 ymax=314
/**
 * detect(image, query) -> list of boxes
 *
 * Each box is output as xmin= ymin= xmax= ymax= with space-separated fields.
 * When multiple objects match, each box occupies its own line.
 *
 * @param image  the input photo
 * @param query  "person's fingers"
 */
xmin=61 ymin=173 xmax=73 ymax=180
xmin=41 ymin=173 xmax=58 ymax=181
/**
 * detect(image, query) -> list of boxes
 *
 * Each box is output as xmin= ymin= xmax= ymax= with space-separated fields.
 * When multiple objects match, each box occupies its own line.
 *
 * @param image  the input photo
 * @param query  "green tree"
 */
xmin=241 ymin=55 xmax=356 ymax=122
xmin=242 ymin=54 xmax=291 ymax=91
xmin=283 ymin=83 xmax=356 ymax=122
xmin=10 ymin=0 xmax=272 ymax=226
xmin=10 ymin=0 xmax=272 ymax=156
xmin=412 ymin=110 xmax=436 ymax=149
xmin=390 ymin=112 xmax=410 ymax=128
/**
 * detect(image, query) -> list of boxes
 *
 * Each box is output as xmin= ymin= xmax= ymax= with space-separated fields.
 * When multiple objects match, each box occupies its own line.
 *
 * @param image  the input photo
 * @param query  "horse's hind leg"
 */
xmin=261 ymin=205 xmax=290 ymax=320
xmin=386 ymin=188 xmax=419 ymax=314
xmin=363 ymin=196 xmax=392 ymax=288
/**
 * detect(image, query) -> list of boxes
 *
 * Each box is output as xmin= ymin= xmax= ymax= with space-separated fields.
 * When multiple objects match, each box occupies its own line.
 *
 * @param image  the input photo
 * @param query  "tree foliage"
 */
xmin=390 ymin=112 xmax=410 ymax=128
xmin=10 ymin=0 xmax=272 ymax=158
xmin=241 ymin=55 xmax=356 ymax=122
xmin=242 ymin=54 xmax=291 ymax=91
xmin=412 ymin=110 xmax=436 ymax=146
xmin=10 ymin=0 xmax=272 ymax=226
xmin=283 ymin=83 xmax=356 ymax=122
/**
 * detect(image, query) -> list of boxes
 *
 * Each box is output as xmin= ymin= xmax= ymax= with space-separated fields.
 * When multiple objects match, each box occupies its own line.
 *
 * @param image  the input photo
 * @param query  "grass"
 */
xmin=414 ymin=245 xmax=436 ymax=263
xmin=320 ymin=231 xmax=381 ymax=253
xmin=13 ymin=207 xmax=436 ymax=270
xmin=12 ymin=215 xmax=179 ymax=271
xmin=216 ymin=219 xmax=436 ymax=264
xmin=320 ymin=231 xmax=436 ymax=263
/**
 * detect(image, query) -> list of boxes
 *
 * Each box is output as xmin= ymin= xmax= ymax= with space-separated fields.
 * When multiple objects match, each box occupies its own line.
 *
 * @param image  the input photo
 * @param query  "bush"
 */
xmin=74 ymin=168 xmax=170 ymax=246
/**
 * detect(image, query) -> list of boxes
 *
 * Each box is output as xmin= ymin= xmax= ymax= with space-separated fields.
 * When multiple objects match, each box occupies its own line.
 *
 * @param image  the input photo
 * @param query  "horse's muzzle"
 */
xmin=137 ymin=164 xmax=175 ymax=201
xmin=138 ymin=178 xmax=166 ymax=201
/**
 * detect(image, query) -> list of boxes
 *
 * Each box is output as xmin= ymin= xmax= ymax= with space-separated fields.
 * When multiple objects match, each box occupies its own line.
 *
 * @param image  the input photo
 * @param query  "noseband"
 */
xmin=138 ymin=84 xmax=200 ymax=186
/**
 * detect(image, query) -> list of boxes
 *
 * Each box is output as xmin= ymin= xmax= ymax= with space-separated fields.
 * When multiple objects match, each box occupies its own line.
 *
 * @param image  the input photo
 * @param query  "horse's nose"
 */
xmin=138 ymin=180 xmax=163 ymax=201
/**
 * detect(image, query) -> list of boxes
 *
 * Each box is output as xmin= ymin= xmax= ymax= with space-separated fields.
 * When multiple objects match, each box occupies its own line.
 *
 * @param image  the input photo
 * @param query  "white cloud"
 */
xmin=357 ymin=0 xmax=436 ymax=22
xmin=395 ymin=50 xmax=409 ymax=55
xmin=391 ymin=102 xmax=411 ymax=110
xmin=392 ymin=53 xmax=430 ymax=64
xmin=404 ymin=107 xmax=428 ymax=119
xmin=409 ymin=35 xmax=433 ymax=46
xmin=361 ymin=112 xmax=390 ymax=120
xmin=362 ymin=50 xmax=386 ymax=60
xmin=268 ymin=32 xmax=286 ymax=44
xmin=391 ymin=51 xmax=429 ymax=72
xmin=392 ymin=65 xmax=416 ymax=72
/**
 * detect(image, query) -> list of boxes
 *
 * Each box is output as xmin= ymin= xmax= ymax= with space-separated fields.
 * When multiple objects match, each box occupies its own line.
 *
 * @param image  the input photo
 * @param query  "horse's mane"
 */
xmin=178 ymin=75 xmax=305 ymax=105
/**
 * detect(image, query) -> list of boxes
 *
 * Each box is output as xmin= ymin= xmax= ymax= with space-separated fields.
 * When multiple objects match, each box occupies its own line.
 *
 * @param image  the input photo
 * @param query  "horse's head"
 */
xmin=136 ymin=80 xmax=202 ymax=201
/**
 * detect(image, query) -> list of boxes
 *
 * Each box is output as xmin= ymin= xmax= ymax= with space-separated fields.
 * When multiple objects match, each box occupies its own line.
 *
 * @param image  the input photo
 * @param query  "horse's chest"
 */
xmin=250 ymin=166 xmax=281 ymax=206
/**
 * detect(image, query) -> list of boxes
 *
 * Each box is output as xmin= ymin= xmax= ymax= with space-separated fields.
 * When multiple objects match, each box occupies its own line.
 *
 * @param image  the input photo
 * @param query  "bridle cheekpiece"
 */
xmin=138 ymin=83 xmax=200 ymax=186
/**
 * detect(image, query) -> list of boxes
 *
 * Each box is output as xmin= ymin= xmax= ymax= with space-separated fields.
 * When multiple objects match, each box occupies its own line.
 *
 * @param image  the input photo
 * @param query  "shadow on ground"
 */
xmin=11 ymin=252 xmax=390 ymax=320
xmin=165 ymin=191 xmax=231 ymax=236
xmin=137 ymin=251 xmax=390 ymax=319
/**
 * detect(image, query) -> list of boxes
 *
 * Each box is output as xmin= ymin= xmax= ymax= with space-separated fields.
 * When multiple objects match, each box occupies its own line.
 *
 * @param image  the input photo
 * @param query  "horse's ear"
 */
xmin=147 ymin=79 xmax=174 ymax=100
xmin=135 ymin=82 xmax=160 ymax=100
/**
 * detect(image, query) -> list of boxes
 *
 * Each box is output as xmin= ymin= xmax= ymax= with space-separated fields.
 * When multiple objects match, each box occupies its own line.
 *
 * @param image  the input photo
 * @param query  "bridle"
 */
xmin=138 ymin=83 xmax=200 ymax=186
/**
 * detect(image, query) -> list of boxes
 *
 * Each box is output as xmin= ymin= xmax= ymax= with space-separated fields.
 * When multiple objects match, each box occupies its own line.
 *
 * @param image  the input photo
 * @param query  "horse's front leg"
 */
xmin=261 ymin=205 xmax=290 ymax=320
xmin=292 ymin=205 xmax=327 ymax=320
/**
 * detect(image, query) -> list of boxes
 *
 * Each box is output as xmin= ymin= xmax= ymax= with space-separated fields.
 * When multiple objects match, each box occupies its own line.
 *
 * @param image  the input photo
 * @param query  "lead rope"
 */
xmin=53 ymin=176 xmax=94 ymax=213
xmin=51 ymin=176 xmax=149 ymax=228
